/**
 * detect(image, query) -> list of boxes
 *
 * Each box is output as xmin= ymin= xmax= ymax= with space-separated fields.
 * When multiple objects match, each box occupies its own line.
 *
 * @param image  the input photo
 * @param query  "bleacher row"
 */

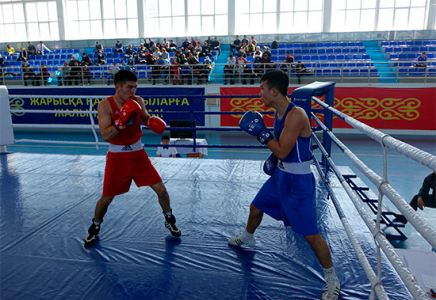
xmin=380 ymin=40 xmax=436 ymax=47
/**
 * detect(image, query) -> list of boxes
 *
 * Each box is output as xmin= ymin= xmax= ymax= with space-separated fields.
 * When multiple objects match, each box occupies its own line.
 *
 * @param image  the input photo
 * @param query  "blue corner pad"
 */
xmin=291 ymin=81 xmax=336 ymax=117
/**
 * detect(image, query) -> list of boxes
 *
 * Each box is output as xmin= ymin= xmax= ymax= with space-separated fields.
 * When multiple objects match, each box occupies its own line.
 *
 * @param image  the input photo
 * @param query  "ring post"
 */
xmin=291 ymin=81 xmax=336 ymax=166
xmin=0 ymin=86 xmax=14 ymax=153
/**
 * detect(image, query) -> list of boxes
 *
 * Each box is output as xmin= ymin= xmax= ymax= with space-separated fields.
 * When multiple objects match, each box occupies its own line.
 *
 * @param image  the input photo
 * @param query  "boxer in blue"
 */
xmin=229 ymin=70 xmax=340 ymax=300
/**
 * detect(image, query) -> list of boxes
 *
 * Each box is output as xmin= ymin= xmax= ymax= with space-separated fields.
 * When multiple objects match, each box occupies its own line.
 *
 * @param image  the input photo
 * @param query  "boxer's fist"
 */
xmin=147 ymin=116 xmax=167 ymax=135
xmin=239 ymin=111 xmax=273 ymax=145
xmin=114 ymin=100 xmax=142 ymax=131
xmin=263 ymin=153 xmax=277 ymax=176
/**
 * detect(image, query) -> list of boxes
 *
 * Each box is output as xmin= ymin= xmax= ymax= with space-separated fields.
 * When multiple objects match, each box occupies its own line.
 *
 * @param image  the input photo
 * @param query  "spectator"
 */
xmin=185 ymin=43 xmax=194 ymax=54
xmin=107 ymin=61 xmax=120 ymax=85
xmin=155 ymin=42 xmax=162 ymax=52
xmin=37 ymin=62 xmax=50 ymax=86
xmin=231 ymin=35 xmax=241 ymax=53
xmin=127 ymin=58 xmax=136 ymax=71
xmin=157 ymin=135 xmax=178 ymax=157
xmin=70 ymin=61 xmax=84 ymax=85
xmin=224 ymin=53 xmax=236 ymax=85
xmin=148 ymin=38 xmax=155 ymax=52
xmin=114 ymin=40 xmax=123 ymax=53
xmin=143 ymin=39 xmax=150 ymax=50
xmin=394 ymin=172 xmax=435 ymax=224
xmin=27 ymin=42 xmax=36 ymax=55
xmin=239 ymin=47 xmax=247 ymax=58
xmin=295 ymin=61 xmax=307 ymax=84
xmin=171 ymin=55 xmax=182 ymax=85
xmin=168 ymin=40 xmax=178 ymax=52
xmin=0 ymin=53 xmax=4 ymax=67
xmin=211 ymin=37 xmax=221 ymax=56
xmin=69 ymin=55 xmax=78 ymax=67
xmin=280 ymin=51 xmax=295 ymax=73
xmin=205 ymin=36 xmax=212 ymax=47
xmin=198 ymin=56 xmax=212 ymax=85
xmin=36 ymin=41 xmax=51 ymax=55
xmin=124 ymin=45 xmax=136 ymax=59
xmin=143 ymin=49 xmax=155 ymax=65
xmin=246 ymin=40 xmax=255 ymax=56
xmin=151 ymin=56 xmax=167 ymax=85
xmin=119 ymin=60 xmax=131 ymax=71
xmin=182 ymin=37 xmax=190 ymax=51
xmin=190 ymin=38 xmax=198 ymax=48
xmin=199 ymin=41 xmax=212 ymax=58
xmin=57 ymin=62 xmax=70 ymax=86
xmin=241 ymin=35 xmax=249 ymax=45
xmin=192 ymin=48 xmax=199 ymax=59
xmin=236 ymin=53 xmax=247 ymax=81
xmin=22 ymin=64 xmax=36 ymax=86
xmin=82 ymin=66 xmax=93 ymax=85
xmin=162 ymin=38 xmax=169 ymax=50
xmin=153 ymin=47 xmax=162 ymax=60
xmin=253 ymin=46 xmax=262 ymax=62
xmin=415 ymin=52 xmax=427 ymax=68
xmin=250 ymin=36 xmax=257 ymax=47
xmin=97 ymin=51 xmax=106 ymax=65
xmin=17 ymin=47 xmax=28 ymax=61
xmin=81 ymin=53 xmax=93 ymax=66
xmin=6 ymin=44 xmax=15 ymax=56
xmin=186 ymin=52 xmax=199 ymax=85
xmin=95 ymin=41 xmax=103 ymax=54
xmin=0 ymin=67 xmax=5 ymax=84
xmin=161 ymin=47 xmax=170 ymax=62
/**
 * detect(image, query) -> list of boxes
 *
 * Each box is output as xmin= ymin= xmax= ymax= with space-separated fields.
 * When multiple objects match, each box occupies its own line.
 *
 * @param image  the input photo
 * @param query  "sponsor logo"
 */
xmin=121 ymin=145 xmax=133 ymax=151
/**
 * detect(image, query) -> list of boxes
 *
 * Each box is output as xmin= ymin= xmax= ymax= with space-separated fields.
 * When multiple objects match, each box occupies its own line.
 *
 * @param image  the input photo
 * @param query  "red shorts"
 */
xmin=103 ymin=149 xmax=162 ymax=196
xmin=172 ymin=66 xmax=179 ymax=74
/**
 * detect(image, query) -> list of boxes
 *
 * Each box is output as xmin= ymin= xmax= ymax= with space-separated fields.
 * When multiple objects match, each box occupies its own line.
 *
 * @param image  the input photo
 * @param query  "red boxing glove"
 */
xmin=147 ymin=116 xmax=167 ymax=134
xmin=114 ymin=100 xmax=142 ymax=131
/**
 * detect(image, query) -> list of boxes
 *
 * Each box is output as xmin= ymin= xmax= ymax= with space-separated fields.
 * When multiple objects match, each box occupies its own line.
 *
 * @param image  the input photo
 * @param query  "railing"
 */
xmin=1 ymin=61 xmax=435 ymax=86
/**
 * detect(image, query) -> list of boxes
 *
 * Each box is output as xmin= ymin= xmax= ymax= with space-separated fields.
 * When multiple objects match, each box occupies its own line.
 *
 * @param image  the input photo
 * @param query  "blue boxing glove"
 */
xmin=263 ymin=153 xmax=277 ymax=176
xmin=239 ymin=111 xmax=273 ymax=145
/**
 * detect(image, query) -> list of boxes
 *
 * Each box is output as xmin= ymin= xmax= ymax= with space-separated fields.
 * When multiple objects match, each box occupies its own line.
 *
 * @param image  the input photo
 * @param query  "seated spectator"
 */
xmin=124 ymin=45 xmax=136 ymax=59
xmin=211 ymin=37 xmax=221 ymax=56
xmin=197 ymin=56 xmax=213 ymax=85
xmin=224 ymin=53 xmax=236 ymax=85
xmin=246 ymin=41 xmax=255 ymax=56
xmin=107 ymin=61 xmax=120 ymax=85
xmin=239 ymin=47 xmax=247 ymax=58
xmin=27 ymin=42 xmax=36 ymax=55
xmin=22 ymin=65 xmax=37 ymax=86
xmin=81 ymin=53 xmax=93 ymax=66
xmin=241 ymin=35 xmax=249 ymax=45
xmin=82 ymin=66 xmax=93 ymax=85
xmin=253 ymin=46 xmax=262 ymax=62
xmin=205 ymin=36 xmax=212 ymax=47
xmin=295 ymin=61 xmax=307 ymax=84
xmin=0 ymin=53 xmax=4 ymax=67
xmin=153 ymin=47 xmax=162 ymax=60
xmin=236 ymin=54 xmax=254 ymax=85
xmin=37 ymin=62 xmax=50 ymax=86
xmin=186 ymin=52 xmax=199 ymax=85
xmin=258 ymin=50 xmax=275 ymax=73
xmin=57 ymin=62 xmax=70 ymax=86
xmin=142 ymin=49 xmax=155 ymax=65
xmin=17 ymin=47 xmax=28 ymax=61
xmin=190 ymin=38 xmax=198 ymax=48
xmin=192 ymin=48 xmax=199 ymax=59
xmin=162 ymin=38 xmax=169 ymax=50
xmin=231 ymin=35 xmax=241 ymax=53
xmin=36 ymin=41 xmax=52 ymax=55
xmin=69 ymin=55 xmax=78 ymax=67
xmin=114 ymin=40 xmax=123 ymax=53
xmin=95 ymin=41 xmax=103 ymax=54
xmin=6 ymin=44 xmax=15 ymax=56
xmin=415 ymin=52 xmax=427 ymax=68
xmin=186 ymin=43 xmax=194 ymax=54
xmin=199 ymin=41 xmax=212 ymax=58
xmin=143 ymin=39 xmax=150 ymax=51
xmin=250 ymin=36 xmax=257 ymax=47
xmin=148 ymin=38 xmax=155 ymax=52
xmin=161 ymin=47 xmax=170 ymax=62
xmin=69 ymin=61 xmax=83 ymax=85
xmin=152 ymin=56 xmax=168 ymax=85
xmin=127 ymin=58 xmax=136 ymax=70
xmin=97 ymin=51 xmax=106 ymax=65
xmin=168 ymin=40 xmax=178 ymax=52
xmin=119 ymin=60 xmax=131 ymax=71
xmin=236 ymin=53 xmax=247 ymax=77
xmin=181 ymin=37 xmax=190 ymax=51
xmin=155 ymin=42 xmax=162 ymax=52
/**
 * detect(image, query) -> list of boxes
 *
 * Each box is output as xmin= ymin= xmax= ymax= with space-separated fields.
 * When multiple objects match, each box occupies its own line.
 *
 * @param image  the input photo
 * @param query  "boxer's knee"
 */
xmin=152 ymin=182 xmax=168 ymax=199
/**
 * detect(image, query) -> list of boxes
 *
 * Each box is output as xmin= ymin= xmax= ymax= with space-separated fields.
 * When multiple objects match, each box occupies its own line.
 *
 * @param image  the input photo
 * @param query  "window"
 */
xmin=377 ymin=0 xmax=428 ymax=30
xmin=278 ymin=0 xmax=322 ymax=34
xmin=236 ymin=0 xmax=277 ymax=34
xmin=186 ymin=0 xmax=228 ymax=36
xmin=0 ymin=2 xmax=26 ymax=42
xmin=26 ymin=1 xmax=59 ymax=41
xmin=330 ymin=0 xmax=376 ymax=32
xmin=145 ymin=0 xmax=186 ymax=37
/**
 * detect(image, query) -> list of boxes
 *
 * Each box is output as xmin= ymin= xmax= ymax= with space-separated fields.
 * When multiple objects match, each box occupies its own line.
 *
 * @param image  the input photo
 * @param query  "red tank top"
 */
xmin=108 ymin=96 xmax=143 ymax=145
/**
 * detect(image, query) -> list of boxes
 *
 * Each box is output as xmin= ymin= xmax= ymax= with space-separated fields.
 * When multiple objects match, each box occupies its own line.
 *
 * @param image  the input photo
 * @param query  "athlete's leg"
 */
xmin=150 ymin=181 xmax=170 ymax=213
xmin=304 ymin=234 xmax=332 ymax=269
xmin=246 ymin=203 xmax=264 ymax=234
xmin=94 ymin=195 xmax=114 ymax=223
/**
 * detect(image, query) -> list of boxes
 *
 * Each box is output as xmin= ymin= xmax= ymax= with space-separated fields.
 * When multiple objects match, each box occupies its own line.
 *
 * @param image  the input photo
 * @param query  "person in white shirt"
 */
xmin=36 ymin=41 xmax=51 ymax=55
xmin=157 ymin=135 xmax=178 ymax=157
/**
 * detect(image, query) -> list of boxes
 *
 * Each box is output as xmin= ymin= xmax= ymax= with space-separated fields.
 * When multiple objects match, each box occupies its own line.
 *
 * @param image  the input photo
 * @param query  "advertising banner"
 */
xmin=220 ymin=87 xmax=436 ymax=130
xmin=9 ymin=87 xmax=205 ymax=126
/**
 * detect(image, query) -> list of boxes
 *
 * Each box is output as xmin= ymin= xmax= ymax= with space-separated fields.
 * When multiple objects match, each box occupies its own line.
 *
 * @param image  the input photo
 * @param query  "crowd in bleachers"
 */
xmin=0 ymin=37 xmax=221 ymax=86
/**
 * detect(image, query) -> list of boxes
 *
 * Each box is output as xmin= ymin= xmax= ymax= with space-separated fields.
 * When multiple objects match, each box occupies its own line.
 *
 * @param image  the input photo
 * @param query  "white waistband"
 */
xmin=109 ymin=140 xmax=142 ymax=153
xmin=277 ymin=160 xmax=312 ymax=174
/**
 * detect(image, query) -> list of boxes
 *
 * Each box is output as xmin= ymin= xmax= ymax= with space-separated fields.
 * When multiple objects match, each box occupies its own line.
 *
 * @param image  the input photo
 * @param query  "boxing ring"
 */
xmin=1 ymin=84 xmax=436 ymax=300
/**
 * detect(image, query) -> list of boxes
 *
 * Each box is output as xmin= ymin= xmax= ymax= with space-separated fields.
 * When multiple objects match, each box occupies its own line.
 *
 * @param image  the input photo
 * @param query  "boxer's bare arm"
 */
xmin=134 ymin=96 xmax=151 ymax=125
xmin=98 ymin=99 xmax=119 ymax=142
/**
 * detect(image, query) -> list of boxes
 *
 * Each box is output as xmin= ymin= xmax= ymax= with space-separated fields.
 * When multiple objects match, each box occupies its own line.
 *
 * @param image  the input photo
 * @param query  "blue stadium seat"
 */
xmin=331 ymin=69 xmax=341 ymax=76
xmin=360 ymin=69 xmax=369 ymax=76
xmin=336 ymin=54 xmax=345 ymax=60
xmin=293 ymin=43 xmax=300 ymax=48
xmin=326 ymin=48 xmax=333 ymax=54
xmin=350 ymin=69 xmax=359 ymax=76
xmin=334 ymin=48 xmax=341 ymax=54
xmin=332 ymin=42 xmax=340 ymax=47
xmin=342 ymin=48 xmax=350 ymax=54
xmin=302 ymin=49 xmax=309 ymax=54
xmin=328 ymin=55 xmax=335 ymax=61
xmin=311 ymin=55 xmax=319 ymax=61
xmin=324 ymin=42 xmax=332 ymax=47
xmin=309 ymin=49 xmax=317 ymax=54
xmin=323 ymin=69 xmax=332 ymax=76
xmin=319 ymin=55 xmax=327 ymax=61
xmin=316 ymin=43 xmax=324 ymax=48
xmin=318 ymin=48 xmax=326 ymax=54
xmin=301 ymin=43 xmax=309 ymax=48
xmin=294 ymin=49 xmax=302 ymax=54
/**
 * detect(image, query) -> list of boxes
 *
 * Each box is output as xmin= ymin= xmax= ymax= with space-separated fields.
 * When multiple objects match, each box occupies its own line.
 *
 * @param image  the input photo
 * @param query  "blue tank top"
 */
xmin=274 ymin=102 xmax=313 ymax=163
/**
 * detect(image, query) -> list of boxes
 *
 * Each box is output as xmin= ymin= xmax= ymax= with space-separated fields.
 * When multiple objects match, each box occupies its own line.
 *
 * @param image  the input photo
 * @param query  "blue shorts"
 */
xmin=252 ymin=169 xmax=319 ymax=236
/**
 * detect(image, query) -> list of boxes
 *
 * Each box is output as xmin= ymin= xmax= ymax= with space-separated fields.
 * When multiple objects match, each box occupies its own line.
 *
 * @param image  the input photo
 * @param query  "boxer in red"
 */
xmin=84 ymin=70 xmax=181 ymax=247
